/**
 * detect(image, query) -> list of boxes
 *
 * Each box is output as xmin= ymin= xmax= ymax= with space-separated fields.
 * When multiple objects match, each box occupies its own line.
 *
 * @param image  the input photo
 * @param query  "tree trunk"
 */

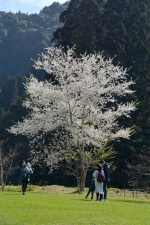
xmin=0 ymin=143 xmax=5 ymax=191
xmin=77 ymin=146 xmax=88 ymax=194
xmin=77 ymin=167 xmax=87 ymax=194
xmin=1 ymin=182 xmax=5 ymax=191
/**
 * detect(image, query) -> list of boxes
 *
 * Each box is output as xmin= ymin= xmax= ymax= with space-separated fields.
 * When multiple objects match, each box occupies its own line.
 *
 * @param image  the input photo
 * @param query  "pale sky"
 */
xmin=0 ymin=0 xmax=68 ymax=14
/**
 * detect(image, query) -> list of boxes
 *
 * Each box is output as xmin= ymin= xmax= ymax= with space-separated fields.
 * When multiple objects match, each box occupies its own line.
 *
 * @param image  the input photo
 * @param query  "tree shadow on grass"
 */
xmin=67 ymin=190 xmax=79 ymax=194
xmin=1 ymin=193 xmax=22 ymax=195
xmin=110 ymin=198 xmax=150 ymax=205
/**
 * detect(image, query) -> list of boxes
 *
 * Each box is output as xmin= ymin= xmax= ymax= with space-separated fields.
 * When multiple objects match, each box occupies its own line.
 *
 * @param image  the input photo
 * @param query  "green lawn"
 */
xmin=0 ymin=188 xmax=150 ymax=225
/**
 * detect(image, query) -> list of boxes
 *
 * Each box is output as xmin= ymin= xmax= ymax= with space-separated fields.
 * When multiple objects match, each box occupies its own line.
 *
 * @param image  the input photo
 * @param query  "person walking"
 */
xmin=85 ymin=177 xmax=95 ymax=200
xmin=20 ymin=160 xmax=33 ymax=195
xmin=99 ymin=159 xmax=110 ymax=201
xmin=93 ymin=164 xmax=104 ymax=201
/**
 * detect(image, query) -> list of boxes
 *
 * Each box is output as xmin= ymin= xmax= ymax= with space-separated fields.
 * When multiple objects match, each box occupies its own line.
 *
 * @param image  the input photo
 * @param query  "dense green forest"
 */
xmin=53 ymin=0 xmax=150 ymax=187
xmin=0 ymin=0 xmax=150 ymax=189
xmin=0 ymin=2 xmax=71 ymax=187
xmin=0 ymin=2 xmax=68 ymax=88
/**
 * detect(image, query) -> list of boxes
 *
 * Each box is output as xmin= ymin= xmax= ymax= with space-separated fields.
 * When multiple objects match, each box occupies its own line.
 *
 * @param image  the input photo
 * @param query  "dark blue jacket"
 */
xmin=20 ymin=167 xmax=28 ymax=181
xmin=103 ymin=163 xmax=110 ymax=182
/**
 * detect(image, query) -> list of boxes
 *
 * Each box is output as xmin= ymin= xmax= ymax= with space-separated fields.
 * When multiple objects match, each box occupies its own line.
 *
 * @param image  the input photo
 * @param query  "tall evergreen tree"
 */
xmin=52 ymin=0 xmax=106 ymax=55
xmin=52 ymin=0 xmax=150 ymax=145
xmin=0 ymin=75 xmax=25 ymax=111
xmin=100 ymin=1 xmax=150 ymax=182
xmin=52 ymin=0 xmax=150 ymax=186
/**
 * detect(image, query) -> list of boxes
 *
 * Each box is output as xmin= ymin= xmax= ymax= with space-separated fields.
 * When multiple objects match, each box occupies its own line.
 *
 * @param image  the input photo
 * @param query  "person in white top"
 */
xmin=93 ymin=164 xmax=104 ymax=201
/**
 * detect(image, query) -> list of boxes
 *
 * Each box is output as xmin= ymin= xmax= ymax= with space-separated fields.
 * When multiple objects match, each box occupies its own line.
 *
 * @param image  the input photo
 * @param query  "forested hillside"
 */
xmin=0 ymin=2 xmax=68 ymax=88
xmin=1 ymin=0 xmax=150 ymax=189
xmin=0 ymin=2 xmax=70 ymax=187
xmin=53 ymin=0 xmax=150 ymax=187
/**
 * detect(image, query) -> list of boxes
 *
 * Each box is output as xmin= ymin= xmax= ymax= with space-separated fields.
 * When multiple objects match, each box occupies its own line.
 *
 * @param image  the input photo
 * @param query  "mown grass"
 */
xmin=0 ymin=186 xmax=150 ymax=225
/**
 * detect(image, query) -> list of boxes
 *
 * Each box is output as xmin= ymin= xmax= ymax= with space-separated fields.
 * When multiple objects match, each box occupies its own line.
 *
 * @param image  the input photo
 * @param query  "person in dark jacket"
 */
xmin=20 ymin=160 xmax=30 ymax=195
xmin=85 ymin=177 xmax=95 ymax=200
xmin=99 ymin=159 xmax=110 ymax=201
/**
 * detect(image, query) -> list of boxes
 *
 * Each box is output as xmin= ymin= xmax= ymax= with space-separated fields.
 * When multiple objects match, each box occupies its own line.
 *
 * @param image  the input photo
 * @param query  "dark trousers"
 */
xmin=103 ymin=182 xmax=108 ymax=200
xmin=96 ymin=193 xmax=103 ymax=200
xmin=86 ymin=189 xmax=94 ymax=199
xmin=21 ymin=180 xmax=28 ymax=193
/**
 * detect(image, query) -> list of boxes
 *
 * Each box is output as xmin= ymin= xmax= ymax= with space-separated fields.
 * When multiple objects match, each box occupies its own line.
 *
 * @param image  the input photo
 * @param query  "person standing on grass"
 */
xmin=93 ymin=164 xmax=104 ymax=201
xmin=20 ymin=160 xmax=33 ymax=195
xmin=99 ymin=159 xmax=110 ymax=201
xmin=85 ymin=177 xmax=95 ymax=200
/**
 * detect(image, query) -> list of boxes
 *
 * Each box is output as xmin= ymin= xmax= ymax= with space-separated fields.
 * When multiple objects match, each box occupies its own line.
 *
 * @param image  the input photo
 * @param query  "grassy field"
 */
xmin=0 ymin=185 xmax=150 ymax=225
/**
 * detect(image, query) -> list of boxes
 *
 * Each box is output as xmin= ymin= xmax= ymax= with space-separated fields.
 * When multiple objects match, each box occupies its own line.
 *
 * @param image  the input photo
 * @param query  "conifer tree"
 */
xmin=52 ymin=0 xmax=150 ymax=185
xmin=52 ymin=0 xmax=106 ymax=55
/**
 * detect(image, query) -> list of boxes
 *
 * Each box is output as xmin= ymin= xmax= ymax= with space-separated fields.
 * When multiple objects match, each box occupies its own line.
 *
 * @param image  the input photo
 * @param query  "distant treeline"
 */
xmin=0 ymin=2 xmax=68 ymax=88
xmin=0 ymin=0 xmax=150 ymax=189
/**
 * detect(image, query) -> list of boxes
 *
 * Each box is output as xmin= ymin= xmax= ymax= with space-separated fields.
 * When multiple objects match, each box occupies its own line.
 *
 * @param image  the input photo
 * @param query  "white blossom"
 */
xmin=9 ymin=46 xmax=136 ymax=169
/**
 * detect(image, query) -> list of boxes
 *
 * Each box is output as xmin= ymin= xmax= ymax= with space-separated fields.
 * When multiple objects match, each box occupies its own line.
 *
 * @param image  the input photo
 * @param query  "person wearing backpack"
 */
xmin=99 ymin=159 xmax=110 ymax=201
xmin=93 ymin=164 xmax=104 ymax=201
